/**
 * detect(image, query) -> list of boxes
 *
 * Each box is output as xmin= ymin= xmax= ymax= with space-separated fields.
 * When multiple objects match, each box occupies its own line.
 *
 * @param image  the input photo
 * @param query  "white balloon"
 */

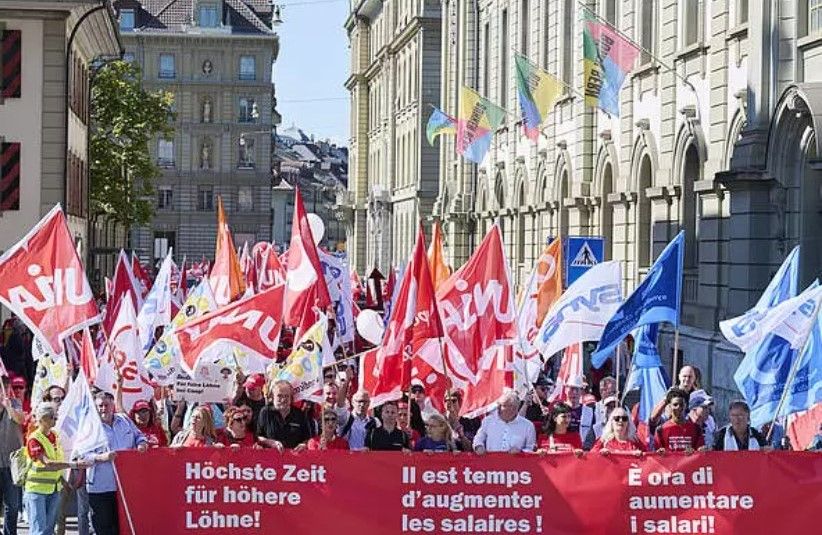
xmin=356 ymin=309 xmax=385 ymax=346
xmin=307 ymin=213 xmax=325 ymax=245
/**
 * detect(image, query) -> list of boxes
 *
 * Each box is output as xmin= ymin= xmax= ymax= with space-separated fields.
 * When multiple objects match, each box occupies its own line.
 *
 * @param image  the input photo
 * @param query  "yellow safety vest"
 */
xmin=24 ymin=429 xmax=64 ymax=494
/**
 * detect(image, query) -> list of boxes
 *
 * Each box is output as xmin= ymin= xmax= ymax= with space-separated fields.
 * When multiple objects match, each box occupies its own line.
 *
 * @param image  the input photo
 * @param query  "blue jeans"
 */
xmin=0 ymin=467 xmax=20 ymax=535
xmin=23 ymin=491 xmax=60 ymax=535
xmin=77 ymin=486 xmax=93 ymax=535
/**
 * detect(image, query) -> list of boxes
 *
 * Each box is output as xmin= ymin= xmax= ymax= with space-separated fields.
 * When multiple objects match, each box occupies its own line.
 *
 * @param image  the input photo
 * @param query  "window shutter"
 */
xmin=0 ymin=142 xmax=21 ymax=211
xmin=1 ymin=29 xmax=22 ymax=99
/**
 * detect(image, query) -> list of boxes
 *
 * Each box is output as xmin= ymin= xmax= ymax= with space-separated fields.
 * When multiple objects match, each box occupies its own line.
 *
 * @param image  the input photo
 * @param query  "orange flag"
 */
xmin=210 ymin=196 xmax=246 ymax=305
xmin=427 ymin=221 xmax=450 ymax=290
xmin=535 ymin=237 xmax=563 ymax=327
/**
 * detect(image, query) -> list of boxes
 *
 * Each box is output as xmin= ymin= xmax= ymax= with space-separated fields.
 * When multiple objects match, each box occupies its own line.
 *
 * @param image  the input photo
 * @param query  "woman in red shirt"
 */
xmin=217 ymin=406 xmax=257 ymax=448
xmin=537 ymin=403 xmax=583 ymax=454
xmin=170 ymin=405 xmax=219 ymax=447
xmin=592 ymin=408 xmax=646 ymax=455
xmin=307 ymin=410 xmax=349 ymax=451
xmin=129 ymin=399 xmax=168 ymax=448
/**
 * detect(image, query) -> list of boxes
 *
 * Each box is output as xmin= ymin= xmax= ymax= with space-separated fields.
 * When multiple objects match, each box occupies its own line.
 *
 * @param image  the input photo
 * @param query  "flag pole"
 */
xmin=765 ymin=300 xmax=821 ymax=442
xmin=615 ymin=342 xmax=621 ymax=399
xmin=672 ymin=328 xmax=680 ymax=376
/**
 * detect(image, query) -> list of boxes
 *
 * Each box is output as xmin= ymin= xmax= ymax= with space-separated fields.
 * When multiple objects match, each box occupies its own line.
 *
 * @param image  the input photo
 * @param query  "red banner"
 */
xmin=115 ymin=449 xmax=822 ymax=535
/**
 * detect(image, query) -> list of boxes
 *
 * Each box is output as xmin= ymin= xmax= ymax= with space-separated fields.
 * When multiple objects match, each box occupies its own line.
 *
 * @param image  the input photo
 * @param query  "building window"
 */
xmin=157 ymin=187 xmax=173 ymax=209
xmin=199 ymin=5 xmax=219 ymax=27
xmin=520 ymin=0 xmax=529 ymax=57
xmin=604 ymin=0 xmax=617 ymax=24
xmin=238 ymin=136 xmax=255 ymax=168
xmin=238 ymin=187 xmax=254 ymax=211
xmin=737 ymin=0 xmax=749 ymax=24
xmin=120 ymin=9 xmax=135 ymax=31
xmin=153 ymin=231 xmax=175 ymax=261
xmin=158 ymin=139 xmax=174 ymax=167
xmin=239 ymin=97 xmax=258 ymax=123
xmin=159 ymin=53 xmax=176 ymax=79
xmin=500 ymin=9 xmax=509 ymax=105
xmin=482 ymin=23 xmax=490 ymax=95
xmin=0 ymin=30 xmax=21 ymax=99
xmin=562 ymin=0 xmax=573 ymax=84
xmin=197 ymin=186 xmax=214 ymax=211
xmin=811 ymin=0 xmax=822 ymax=34
xmin=683 ymin=0 xmax=700 ymax=47
xmin=0 ymin=142 xmax=21 ymax=211
xmin=640 ymin=0 xmax=656 ymax=64
xmin=239 ymin=55 xmax=256 ymax=80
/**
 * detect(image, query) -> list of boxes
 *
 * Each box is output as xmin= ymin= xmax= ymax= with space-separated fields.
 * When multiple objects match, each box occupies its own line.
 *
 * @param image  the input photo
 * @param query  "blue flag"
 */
xmin=592 ymin=232 xmax=684 ymax=367
xmin=732 ymin=247 xmax=801 ymax=427
xmin=622 ymin=324 xmax=669 ymax=449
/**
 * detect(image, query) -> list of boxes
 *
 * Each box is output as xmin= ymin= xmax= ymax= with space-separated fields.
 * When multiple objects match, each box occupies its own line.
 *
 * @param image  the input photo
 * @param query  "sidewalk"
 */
xmin=2 ymin=517 xmax=80 ymax=534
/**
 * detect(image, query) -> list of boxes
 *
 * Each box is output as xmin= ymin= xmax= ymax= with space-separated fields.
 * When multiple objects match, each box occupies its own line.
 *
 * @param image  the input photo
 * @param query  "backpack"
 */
xmin=9 ymin=446 xmax=30 ymax=486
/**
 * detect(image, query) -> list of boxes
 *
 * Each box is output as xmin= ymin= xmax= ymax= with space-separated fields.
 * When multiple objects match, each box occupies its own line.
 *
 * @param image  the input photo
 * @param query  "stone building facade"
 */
xmin=345 ymin=0 xmax=822 ymax=411
xmin=343 ymin=0 xmax=442 ymax=272
xmin=0 ymin=0 xmax=121 ymax=286
xmin=114 ymin=0 xmax=279 ymax=265
xmin=434 ymin=0 xmax=822 ymax=410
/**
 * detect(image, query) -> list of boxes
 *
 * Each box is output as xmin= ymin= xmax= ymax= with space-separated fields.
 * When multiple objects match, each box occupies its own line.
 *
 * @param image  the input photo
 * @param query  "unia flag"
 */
xmin=437 ymin=224 xmax=517 ymax=417
xmin=103 ymin=250 xmax=142 ymax=336
xmin=0 ymin=205 xmax=99 ymax=354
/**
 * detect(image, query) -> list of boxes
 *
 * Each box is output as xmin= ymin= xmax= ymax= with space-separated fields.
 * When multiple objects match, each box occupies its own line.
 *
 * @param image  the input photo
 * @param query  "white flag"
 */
xmin=534 ymin=261 xmax=623 ymax=359
xmin=102 ymin=294 xmax=154 ymax=411
xmin=136 ymin=250 xmax=174 ymax=350
xmin=720 ymin=281 xmax=822 ymax=353
xmin=55 ymin=374 xmax=109 ymax=460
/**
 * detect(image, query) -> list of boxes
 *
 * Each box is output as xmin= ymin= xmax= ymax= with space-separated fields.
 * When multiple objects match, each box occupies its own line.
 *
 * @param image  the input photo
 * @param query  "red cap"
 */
xmin=244 ymin=373 xmax=266 ymax=390
xmin=10 ymin=376 xmax=26 ymax=387
xmin=133 ymin=400 xmax=151 ymax=412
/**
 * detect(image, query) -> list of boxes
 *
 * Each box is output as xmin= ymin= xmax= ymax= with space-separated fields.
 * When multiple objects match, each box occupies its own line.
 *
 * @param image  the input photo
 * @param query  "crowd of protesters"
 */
xmin=0 ymin=314 xmax=821 ymax=535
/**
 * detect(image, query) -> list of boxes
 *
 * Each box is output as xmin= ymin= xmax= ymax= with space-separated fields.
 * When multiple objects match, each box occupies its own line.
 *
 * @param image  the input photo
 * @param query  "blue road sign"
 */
xmin=565 ymin=236 xmax=604 ymax=286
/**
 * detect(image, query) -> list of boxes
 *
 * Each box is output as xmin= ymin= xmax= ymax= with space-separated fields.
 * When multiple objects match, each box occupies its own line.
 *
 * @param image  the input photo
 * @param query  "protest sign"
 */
xmin=172 ymin=364 xmax=235 ymax=403
xmin=115 ymin=450 xmax=821 ymax=534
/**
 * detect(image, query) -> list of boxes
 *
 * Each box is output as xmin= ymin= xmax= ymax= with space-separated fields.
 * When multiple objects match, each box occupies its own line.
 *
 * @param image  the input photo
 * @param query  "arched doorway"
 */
xmin=637 ymin=155 xmax=653 ymax=270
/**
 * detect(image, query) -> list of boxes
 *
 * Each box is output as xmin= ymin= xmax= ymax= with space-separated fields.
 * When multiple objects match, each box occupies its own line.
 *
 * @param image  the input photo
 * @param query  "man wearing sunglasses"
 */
xmin=443 ymin=392 xmax=480 ymax=452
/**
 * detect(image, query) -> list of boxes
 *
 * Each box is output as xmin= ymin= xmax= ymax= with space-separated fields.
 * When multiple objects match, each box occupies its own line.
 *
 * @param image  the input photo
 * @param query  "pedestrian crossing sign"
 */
xmin=565 ymin=237 xmax=604 ymax=286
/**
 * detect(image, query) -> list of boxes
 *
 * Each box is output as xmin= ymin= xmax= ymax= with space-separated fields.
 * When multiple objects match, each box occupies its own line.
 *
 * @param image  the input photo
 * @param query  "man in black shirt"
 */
xmin=256 ymin=381 xmax=314 ymax=451
xmin=367 ymin=401 xmax=409 ymax=451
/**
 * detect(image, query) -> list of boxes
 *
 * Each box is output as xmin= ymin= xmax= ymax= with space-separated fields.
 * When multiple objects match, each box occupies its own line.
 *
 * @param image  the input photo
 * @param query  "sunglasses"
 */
xmin=50 ymin=397 xmax=64 ymax=403
xmin=232 ymin=417 xmax=248 ymax=423
xmin=612 ymin=416 xmax=629 ymax=422
xmin=445 ymin=398 xmax=459 ymax=403
xmin=323 ymin=417 xmax=338 ymax=423
xmin=12 ymin=386 xmax=25 ymax=390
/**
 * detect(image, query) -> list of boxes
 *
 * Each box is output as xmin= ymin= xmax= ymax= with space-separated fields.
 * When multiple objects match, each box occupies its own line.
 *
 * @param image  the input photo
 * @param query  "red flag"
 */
xmin=284 ymin=186 xmax=331 ymax=326
xmin=549 ymin=342 xmax=584 ymax=403
xmin=351 ymin=269 xmax=363 ymax=302
xmin=371 ymin=224 xmax=444 ymax=407
xmin=0 ymin=206 xmax=100 ymax=354
xmin=437 ymin=224 xmax=517 ymax=417
xmin=79 ymin=327 xmax=98 ymax=383
xmin=131 ymin=253 xmax=152 ymax=298
xmin=258 ymin=246 xmax=285 ymax=293
xmin=787 ymin=402 xmax=822 ymax=450
xmin=103 ymin=250 xmax=141 ymax=336
xmin=358 ymin=347 xmax=379 ymax=395
xmin=176 ymin=284 xmax=286 ymax=374
xmin=210 ymin=197 xmax=246 ymax=305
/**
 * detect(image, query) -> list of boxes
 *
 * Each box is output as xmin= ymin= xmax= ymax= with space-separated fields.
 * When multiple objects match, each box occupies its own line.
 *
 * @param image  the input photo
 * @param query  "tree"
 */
xmin=90 ymin=60 xmax=175 ymax=229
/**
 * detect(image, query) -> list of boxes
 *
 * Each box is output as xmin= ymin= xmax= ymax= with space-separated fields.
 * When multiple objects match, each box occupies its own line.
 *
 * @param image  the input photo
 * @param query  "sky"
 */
xmin=274 ymin=0 xmax=350 ymax=145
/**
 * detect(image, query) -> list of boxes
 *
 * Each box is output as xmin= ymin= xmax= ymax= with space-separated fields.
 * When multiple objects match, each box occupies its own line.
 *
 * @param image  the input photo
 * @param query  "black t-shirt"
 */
xmin=256 ymin=406 xmax=314 ymax=448
xmin=568 ymin=405 xmax=583 ymax=434
xmin=366 ymin=426 xmax=409 ymax=451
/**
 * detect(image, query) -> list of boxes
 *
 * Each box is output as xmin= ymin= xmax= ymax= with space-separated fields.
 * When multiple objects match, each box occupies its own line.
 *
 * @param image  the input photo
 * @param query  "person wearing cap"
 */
xmin=444 ymin=391 xmax=480 ymax=452
xmin=232 ymin=372 xmax=266 ymax=431
xmin=687 ymin=389 xmax=715 ymax=449
xmin=128 ymin=400 xmax=167 ymax=448
xmin=564 ymin=375 xmax=597 ymax=444
xmin=9 ymin=375 xmax=29 ymax=415
xmin=0 ymin=375 xmax=24 ymax=535
xmin=473 ymin=391 xmax=536 ymax=454
xmin=654 ymin=388 xmax=704 ymax=453
xmin=522 ymin=376 xmax=554 ymax=424
xmin=23 ymin=403 xmax=90 ymax=535
xmin=713 ymin=400 xmax=767 ymax=451
xmin=85 ymin=391 xmax=148 ymax=535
